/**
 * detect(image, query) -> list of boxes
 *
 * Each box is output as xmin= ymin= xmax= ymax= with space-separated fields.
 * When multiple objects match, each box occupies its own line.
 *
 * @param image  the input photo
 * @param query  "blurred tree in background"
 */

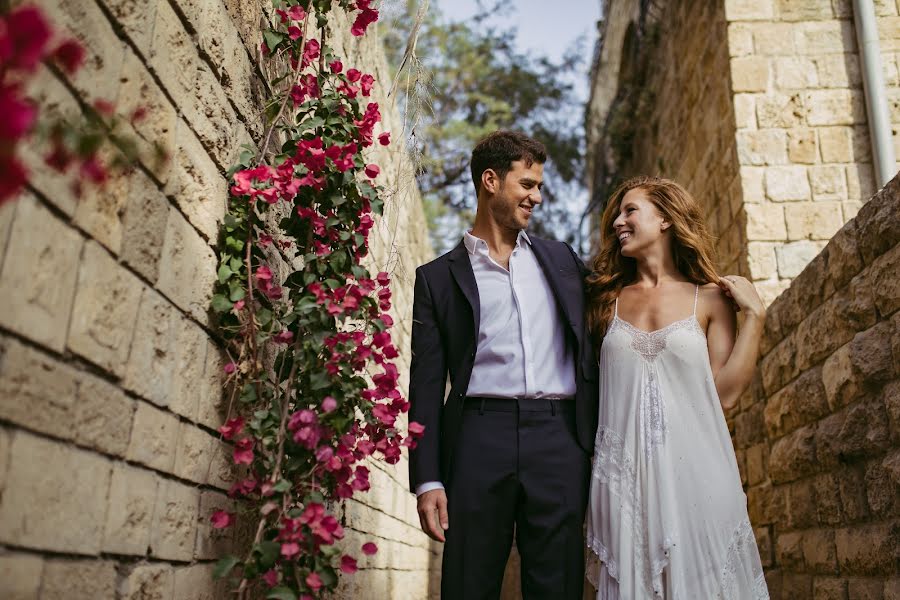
xmin=381 ymin=0 xmax=588 ymax=254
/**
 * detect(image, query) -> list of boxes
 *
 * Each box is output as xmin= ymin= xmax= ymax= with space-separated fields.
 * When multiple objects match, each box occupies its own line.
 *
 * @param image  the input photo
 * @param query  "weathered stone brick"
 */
xmin=757 ymin=93 xmax=807 ymax=128
xmin=855 ymin=177 xmax=900 ymax=264
xmin=0 ymin=196 xmax=82 ymax=351
xmin=68 ymin=242 xmax=143 ymax=376
xmin=847 ymin=578 xmax=887 ymax=600
xmin=168 ymin=319 xmax=208 ymax=421
xmin=784 ymin=477 xmax=819 ymax=529
xmin=766 ymin=165 xmax=812 ymax=201
xmin=73 ymin=372 xmax=134 ymax=456
xmin=776 ymin=240 xmax=825 ymax=278
xmin=785 ymin=201 xmax=843 ymax=240
xmin=776 ymin=0 xmax=834 ymax=20
xmin=886 ymin=380 xmax=900 ymax=442
xmin=725 ymin=0 xmax=775 ymax=20
xmin=769 ymin=424 xmax=818 ymax=483
xmin=728 ymin=23 xmax=755 ymax=56
xmin=173 ymin=564 xmax=224 ymax=600
xmin=760 ymin=334 xmax=798 ymax=395
xmin=735 ymin=403 xmax=766 ymax=448
xmin=810 ymin=165 xmax=848 ymax=200
xmin=749 ymin=21 xmax=796 ymax=54
xmin=163 ymin=120 xmax=227 ymax=243
xmin=871 ymin=243 xmax=900 ymax=316
xmin=835 ymin=522 xmax=900 ymax=574
xmin=156 ymin=209 xmax=217 ymax=325
xmin=764 ymin=365 xmax=829 ymax=437
xmin=0 ymin=551 xmax=42 ymax=599
xmin=819 ymin=126 xmax=854 ymax=163
xmin=35 ymin=0 xmax=125 ymax=100
xmin=121 ymin=563 xmax=174 ymax=600
xmin=72 ymin=149 xmax=133 ymax=254
xmin=116 ymin=50 xmax=176 ymax=183
xmin=150 ymin=479 xmax=199 ymax=561
xmin=747 ymin=241 xmax=779 ymax=279
xmin=121 ymin=168 xmax=171 ymax=282
xmin=731 ymin=57 xmax=770 ymax=92
xmin=173 ymin=422 xmax=213 ymax=484
xmin=745 ymin=442 xmax=769 ymax=486
xmin=97 ymin=0 xmax=157 ymax=56
xmin=102 ymin=462 xmax=158 ymax=556
xmin=805 ymin=89 xmax=867 ymax=126
xmin=745 ymin=203 xmax=787 ymax=241
xmin=124 ymin=288 xmax=179 ymax=407
xmin=149 ymin=0 xmax=238 ymax=167
xmin=195 ymin=490 xmax=235 ymax=560
xmin=197 ymin=339 xmax=228 ymax=430
xmin=813 ymin=577 xmax=848 ymax=600
xmin=782 ymin=573 xmax=814 ymax=598
xmin=802 ymin=528 xmax=838 ymax=574
xmin=41 ymin=559 xmax=117 ymax=599
xmin=0 ymin=431 xmax=110 ymax=554
xmin=734 ymin=93 xmax=757 ymax=128
xmin=127 ymin=401 xmax=179 ymax=473
xmin=846 ymin=163 xmax=877 ymax=203
xmin=205 ymin=439 xmax=237 ymax=491
xmin=886 ymin=577 xmax=900 ymax=600
xmin=737 ymin=129 xmax=788 ymax=165
xmin=866 ymin=457 xmax=900 ymax=518
xmin=812 ymin=472 xmax=845 ymax=525
xmin=818 ymin=398 xmax=891 ymax=466
xmin=824 ymin=343 xmax=867 ymax=410
xmin=795 ymin=20 xmax=856 ymax=54
xmin=787 ymin=128 xmax=818 ymax=163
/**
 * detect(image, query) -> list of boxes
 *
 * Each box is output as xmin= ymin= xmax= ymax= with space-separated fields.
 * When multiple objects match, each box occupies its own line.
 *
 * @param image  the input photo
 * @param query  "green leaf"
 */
xmin=266 ymin=586 xmax=297 ymax=600
xmin=211 ymin=294 xmax=233 ymax=313
xmin=272 ymin=479 xmax=292 ymax=492
xmin=223 ymin=214 xmax=239 ymax=230
xmin=230 ymin=257 xmax=243 ymax=272
xmin=318 ymin=566 xmax=338 ymax=587
xmin=309 ymin=369 xmax=330 ymax=390
xmin=324 ymin=278 xmax=340 ymax=290
xmin=298 ymin=116 xmax=325 ymax=132
xmin=351 ymin=265 xmax=368 ymax=279
xmin=263 ymin=29 xmax=286 ymax=53
xmin=240 ymin=384 xmax=257 ymax=403
xmin=228 ymin=281 xmax=246 ymax=302
xmin=218 ymin=264 xmax=233 ymax=284
xmin=257 ymin=308 xmax=273 ymax=327
xmin=213 ymin=555 xmax=241 ymax=579
xmin=257 ymin=540 xmax=280 ymax=569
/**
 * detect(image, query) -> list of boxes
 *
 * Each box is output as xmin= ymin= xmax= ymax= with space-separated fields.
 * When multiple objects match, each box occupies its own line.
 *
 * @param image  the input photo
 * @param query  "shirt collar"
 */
xmin=463 ymin=230 xmax=531 ymax=255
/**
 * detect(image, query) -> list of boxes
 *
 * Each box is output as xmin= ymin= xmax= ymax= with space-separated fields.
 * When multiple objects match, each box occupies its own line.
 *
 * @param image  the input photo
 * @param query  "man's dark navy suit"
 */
xmin=408 ymin=233 xmax=599 ymax=599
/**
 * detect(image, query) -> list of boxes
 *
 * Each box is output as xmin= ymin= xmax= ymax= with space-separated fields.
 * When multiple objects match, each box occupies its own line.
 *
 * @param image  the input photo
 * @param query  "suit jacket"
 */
xmin=407 ymin=234 xmax=600 ymax=493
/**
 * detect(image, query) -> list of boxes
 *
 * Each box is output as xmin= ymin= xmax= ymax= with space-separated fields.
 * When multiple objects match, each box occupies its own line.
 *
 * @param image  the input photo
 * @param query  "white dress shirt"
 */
xmin=416 ymin=230 xmax=576 ymax=496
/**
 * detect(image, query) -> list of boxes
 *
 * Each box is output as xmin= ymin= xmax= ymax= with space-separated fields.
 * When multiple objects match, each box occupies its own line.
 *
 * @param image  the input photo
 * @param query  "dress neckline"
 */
xmin=613 ymin=314 xmax=698 ymax=336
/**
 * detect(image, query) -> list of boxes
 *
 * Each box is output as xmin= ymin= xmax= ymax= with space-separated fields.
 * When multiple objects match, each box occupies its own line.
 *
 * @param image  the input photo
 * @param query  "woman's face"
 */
xmin=611 ymin=188 xmax=669 ymax=258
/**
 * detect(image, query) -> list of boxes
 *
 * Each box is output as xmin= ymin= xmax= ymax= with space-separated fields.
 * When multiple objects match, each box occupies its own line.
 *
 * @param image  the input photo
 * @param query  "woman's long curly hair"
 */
xmin=586 ymin=176 xmax=721 ymax=342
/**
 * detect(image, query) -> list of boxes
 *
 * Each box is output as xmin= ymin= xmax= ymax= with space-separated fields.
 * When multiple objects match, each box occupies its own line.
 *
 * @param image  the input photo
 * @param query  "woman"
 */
xmin=585 ymin=176 xmax=769 ymax=599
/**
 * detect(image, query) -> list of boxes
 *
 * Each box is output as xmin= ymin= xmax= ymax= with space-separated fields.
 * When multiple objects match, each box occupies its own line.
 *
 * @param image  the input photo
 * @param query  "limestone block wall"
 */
xmin=726 ymin=0 xmax=900 ymax=303
xmin=726 ymin=175 xmax=900 ymax=599
xmin=0 ymin=0 xmax=435 ymax=598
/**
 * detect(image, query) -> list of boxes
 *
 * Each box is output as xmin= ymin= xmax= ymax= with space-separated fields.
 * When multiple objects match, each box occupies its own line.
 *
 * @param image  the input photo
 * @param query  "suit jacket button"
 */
xmin=470 ymin=352 xmax=475 ymax=358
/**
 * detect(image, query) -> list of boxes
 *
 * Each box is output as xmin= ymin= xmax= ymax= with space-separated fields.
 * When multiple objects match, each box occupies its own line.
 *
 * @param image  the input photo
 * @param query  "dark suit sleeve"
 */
xmin=565 ymin=242 xmax=590 ymax=277
xmin=407 ymin=267 xmax=447 ymax=493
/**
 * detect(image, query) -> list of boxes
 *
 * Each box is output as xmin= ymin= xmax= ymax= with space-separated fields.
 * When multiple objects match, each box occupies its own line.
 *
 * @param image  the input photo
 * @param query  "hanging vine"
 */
xmin=209 ymin=1 xmax=423 ymax=597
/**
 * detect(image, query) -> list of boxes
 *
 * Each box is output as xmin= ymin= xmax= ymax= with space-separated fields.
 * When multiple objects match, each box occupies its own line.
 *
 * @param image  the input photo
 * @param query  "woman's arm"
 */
xmin=705 ymin=277 xmax=766 ymax=411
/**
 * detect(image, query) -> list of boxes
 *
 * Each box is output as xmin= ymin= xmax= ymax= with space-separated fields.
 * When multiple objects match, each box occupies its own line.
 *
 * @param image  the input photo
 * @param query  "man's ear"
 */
xmin=481 ymin=169 xmax=499 ymax=195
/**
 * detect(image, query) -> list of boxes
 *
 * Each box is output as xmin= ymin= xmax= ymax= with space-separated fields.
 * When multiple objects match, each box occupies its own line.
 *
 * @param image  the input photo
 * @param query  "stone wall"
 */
xmin=727 ymin=175 xmax=900 ymax=599
xmin=0 ymin=1 xmax=436 ymax=598
xmin=585 ymin=0 xmax=745 ymax=273
xmin=726 ymin=0 xmax=900 ymax=303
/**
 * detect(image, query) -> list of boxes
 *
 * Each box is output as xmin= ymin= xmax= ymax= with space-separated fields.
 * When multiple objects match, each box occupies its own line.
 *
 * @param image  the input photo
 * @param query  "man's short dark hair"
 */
xmin=470 ymin=130 xmax=547 ymax=195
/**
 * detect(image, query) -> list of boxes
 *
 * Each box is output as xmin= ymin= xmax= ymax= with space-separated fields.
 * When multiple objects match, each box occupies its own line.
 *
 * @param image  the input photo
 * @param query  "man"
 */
xmin=408 ymin=130 xmax=599 ymax=599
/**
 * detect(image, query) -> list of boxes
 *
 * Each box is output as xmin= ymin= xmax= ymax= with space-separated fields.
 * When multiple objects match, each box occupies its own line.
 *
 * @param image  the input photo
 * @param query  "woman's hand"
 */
xmin=717 ymin=276 xmax=766 ymax=320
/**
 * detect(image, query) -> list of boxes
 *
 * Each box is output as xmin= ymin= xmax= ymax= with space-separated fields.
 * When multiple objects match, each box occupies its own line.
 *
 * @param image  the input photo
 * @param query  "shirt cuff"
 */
xmin=415 ymin=481 xmax=445 ymax=496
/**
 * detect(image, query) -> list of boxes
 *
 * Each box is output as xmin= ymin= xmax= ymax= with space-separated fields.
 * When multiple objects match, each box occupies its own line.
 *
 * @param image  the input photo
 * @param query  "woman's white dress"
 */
xmin=586 ymin=287 xmax=769 ymax=599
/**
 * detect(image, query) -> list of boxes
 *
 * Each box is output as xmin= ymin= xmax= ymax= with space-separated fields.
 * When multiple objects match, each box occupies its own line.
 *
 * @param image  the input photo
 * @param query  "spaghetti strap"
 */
xmin=692 ymin=284 xmax=700 ymax=316
xmin=614 ymin=296 xmax=619 ymax=318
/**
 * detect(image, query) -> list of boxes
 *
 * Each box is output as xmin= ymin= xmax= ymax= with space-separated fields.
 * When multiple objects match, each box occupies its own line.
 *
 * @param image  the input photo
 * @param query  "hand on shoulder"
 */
xmin=716 ymin=275 xmax=766 ymax=320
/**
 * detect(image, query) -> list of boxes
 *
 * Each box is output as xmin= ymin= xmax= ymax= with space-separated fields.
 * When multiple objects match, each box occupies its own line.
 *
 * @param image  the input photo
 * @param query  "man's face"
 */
xmin=486 ymin=160 xmax=544 ymax=231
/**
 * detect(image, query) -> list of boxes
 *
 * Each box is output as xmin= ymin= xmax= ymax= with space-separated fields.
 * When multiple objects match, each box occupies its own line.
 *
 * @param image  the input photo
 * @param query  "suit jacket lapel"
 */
xmin=448 ymin=240 xmax=480 ymax=335
xmin=529 ymin=236 xmax=581 ymax=344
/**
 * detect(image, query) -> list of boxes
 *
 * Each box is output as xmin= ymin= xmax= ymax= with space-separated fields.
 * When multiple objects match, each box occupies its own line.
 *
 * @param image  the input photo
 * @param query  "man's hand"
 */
xmin=417 ymin=488 xmax=449 ymax=542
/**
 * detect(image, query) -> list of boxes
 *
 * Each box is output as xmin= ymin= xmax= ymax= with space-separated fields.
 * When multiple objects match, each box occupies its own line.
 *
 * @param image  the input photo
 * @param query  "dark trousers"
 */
xmin=441 ymin=397 xmax=591 ymax=600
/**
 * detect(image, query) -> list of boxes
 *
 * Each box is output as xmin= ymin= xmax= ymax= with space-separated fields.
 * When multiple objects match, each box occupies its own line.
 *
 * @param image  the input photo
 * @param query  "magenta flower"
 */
xmin=281 ymin=542 xmax=301 ymax=558
xmin=262 ymin=569 xmax=279 ymax=587
xmin=233 ymin=438 xmax=254 ymax=465
xmin=321 ymin=396 xmax=337 ymax=413
xmin=362 ymin=542 xmax=378 ymax=555
xmin=51 ymin=39 xmax=85 ymax=75
xmin=218 ymin=416 xmax=245 ymax=440
xmin=210 ymin=510 xmax=235 ymax=529
xmin=340 ymin=555 xmax=358 ymax=574
xmin=364 ymin=163 xmax=380 ymax=178
xmin=378 ymin=131 xmax=390 ymax=146
xmin=223 ymin=362 xmax=236 ymax=374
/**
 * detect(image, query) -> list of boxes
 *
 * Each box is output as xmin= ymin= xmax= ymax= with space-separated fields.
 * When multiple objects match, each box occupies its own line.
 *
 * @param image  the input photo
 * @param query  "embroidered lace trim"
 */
xmin=719 ymin=518 xmax=770 ymax=600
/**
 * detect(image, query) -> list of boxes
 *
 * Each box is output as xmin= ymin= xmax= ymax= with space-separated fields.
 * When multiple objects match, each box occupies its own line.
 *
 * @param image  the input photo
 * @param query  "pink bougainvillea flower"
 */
xmin=223 ymin=362 xmax=236 ymax=374
xmin=0 ymin=157 xmax=28 ymax=204
xmin=340 ymin=555 xmax=358 ymax=574
xmin=255 ymin=265 xmax=273 ymax=280
xmin=51 ymin=39 xmax=85 ymax=74
xmin=281 ymin=542 xmax=301 ymax=558
xmin=288 ymin=25 xmax=303 ymax=41
xmin=218 ymin=416 xmax=245 ymax=440
xmin=4 ymin=6 xmax=52 ymax=72
xmin=362 ymin=542 xmax=378 ymax=555
xmin=321 ymin=396 xmax=337 ymax=413
xmin=329 ymin=60 xmax=343 ymax=73
xmin=375 ymin=271 xmax=390 ymax=286
xmin=350 ymin=6 xmax=379 ymax=37
xmin=287 ymin=5 xmax=306 ymax=20
xmin=360 ymin=73 xmax=375 ymax=96
xmin=210 ymin=510 xmax=235 ymax=529
xmin=378 ymin=131 xmax=390 ymax=146
xmin=233 ymin=437 xmax=254 ymax=465
xmin=92 ymin=99 xmax=116 ymax=116
xmin=408 ymin=421 xmax=425 ymax=437
xmin=129 ymin=105 xmax=148 ymax=124
xmin=80 ymin=156 xmax=109 ymax=184
xmin=346 ymin=68 xmax=362 ymax=82
xmin=0 ymin=87 xmax=37 ymax=141
xmin=379 ymin=313 xmax=394 ymax=327
xmin=302 ymin=38 xmax=320 ymax=63
xmin=306 ymin=572 xmax=323 ymax=591
xmin=364 ymin=163 xmax=380 ymax=178
xmin=262 ymin=568 xmax=279 ymax=587
xmin=273 ymin=330 xmax=294 ymax=344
